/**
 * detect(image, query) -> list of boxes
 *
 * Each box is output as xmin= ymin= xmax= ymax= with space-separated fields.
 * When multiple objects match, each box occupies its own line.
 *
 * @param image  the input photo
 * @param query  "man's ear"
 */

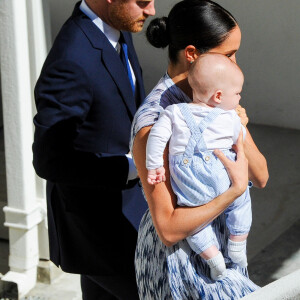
xmin=213 ymin=90 xmax=222 ymax=105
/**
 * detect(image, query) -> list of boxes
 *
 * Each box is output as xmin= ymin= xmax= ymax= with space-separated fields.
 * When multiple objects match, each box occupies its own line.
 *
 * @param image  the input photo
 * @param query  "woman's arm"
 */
xmin=236 ymin=105 xmax=269 ymax=188
xmin=244 ymin=128 xmax=269 ymax=188
xmin=133 ymin=126 xmax=249 ymax=247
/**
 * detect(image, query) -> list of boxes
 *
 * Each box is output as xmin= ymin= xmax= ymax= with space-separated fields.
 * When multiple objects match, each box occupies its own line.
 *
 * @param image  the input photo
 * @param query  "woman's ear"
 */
xmin=185 ymin=45 xmax=200 ymax=63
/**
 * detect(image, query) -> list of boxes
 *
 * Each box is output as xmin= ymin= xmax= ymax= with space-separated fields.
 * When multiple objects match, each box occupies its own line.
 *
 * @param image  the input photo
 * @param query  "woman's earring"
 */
xmin=190 ymin=60 xmax=194 ymax=64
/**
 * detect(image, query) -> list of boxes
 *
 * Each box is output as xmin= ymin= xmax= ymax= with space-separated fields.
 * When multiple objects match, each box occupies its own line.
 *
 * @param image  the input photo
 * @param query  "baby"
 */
xmin=146 ymin=53 xmax=252 ymax=281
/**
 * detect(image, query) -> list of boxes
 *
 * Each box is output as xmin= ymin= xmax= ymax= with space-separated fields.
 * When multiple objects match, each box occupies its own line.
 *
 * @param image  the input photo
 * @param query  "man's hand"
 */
xmin=147 ymin=167 xmax=166 ymax=185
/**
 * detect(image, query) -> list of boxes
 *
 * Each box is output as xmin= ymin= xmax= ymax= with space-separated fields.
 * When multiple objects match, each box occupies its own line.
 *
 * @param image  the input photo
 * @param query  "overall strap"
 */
xmin=177 ymin=103 xmax=201 ymax=137
xmin=177 ymin=103 xmax=202 ymax=159
xmin=178 ymin=104 xmax=224 ymax=160
xmin=196 ymin=107 xmax=223 ymax=151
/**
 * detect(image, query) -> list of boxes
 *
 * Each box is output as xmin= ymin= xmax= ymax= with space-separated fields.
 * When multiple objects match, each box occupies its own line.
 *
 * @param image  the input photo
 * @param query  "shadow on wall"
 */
xmin=0 ymin=239 xmax=9 ymax=275
xmin=247 ymin=124 xmax=300 ymax=286
xmin=49 ymin=0 xmax=77 ymax=41
xmin=0 ymin=73 xmax=8 ymax=241
xmin=249 ymin=219 xmax=300 ymax=287
xmin=0 ymin=73 xmax=2 ymax=127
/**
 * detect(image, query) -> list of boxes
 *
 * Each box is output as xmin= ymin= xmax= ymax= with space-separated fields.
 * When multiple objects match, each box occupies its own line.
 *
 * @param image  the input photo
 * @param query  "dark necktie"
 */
xmin=119 ymin=33 xmax=135 ymax=95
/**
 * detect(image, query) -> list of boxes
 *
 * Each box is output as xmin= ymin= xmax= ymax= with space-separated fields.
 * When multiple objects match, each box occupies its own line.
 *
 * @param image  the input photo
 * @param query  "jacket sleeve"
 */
xmin=32 ymin=60 xmax=129 ymax=188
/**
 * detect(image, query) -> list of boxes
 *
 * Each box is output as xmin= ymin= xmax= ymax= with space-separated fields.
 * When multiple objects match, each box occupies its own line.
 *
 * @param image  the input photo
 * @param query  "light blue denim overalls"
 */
xmin=169 ymin=103 xmax=252 ymax=254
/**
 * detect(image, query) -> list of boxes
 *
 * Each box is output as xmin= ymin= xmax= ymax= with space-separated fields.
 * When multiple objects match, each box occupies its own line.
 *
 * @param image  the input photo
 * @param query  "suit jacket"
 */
xmin=33 ymin=2 xmax=146 ymax=275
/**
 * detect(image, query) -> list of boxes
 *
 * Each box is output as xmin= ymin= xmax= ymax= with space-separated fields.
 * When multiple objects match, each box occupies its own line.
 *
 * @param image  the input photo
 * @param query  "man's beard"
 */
xmin=109 ymin=4 xmax=146 ymax=32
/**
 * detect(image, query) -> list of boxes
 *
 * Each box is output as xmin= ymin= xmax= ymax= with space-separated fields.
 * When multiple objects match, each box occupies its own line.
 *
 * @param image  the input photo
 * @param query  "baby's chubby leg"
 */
xmin=186 ymin=225 xmax=227 ymax=281
xmin=228 ymin=233 xmax=248 ymax=267
xmin=225 ymin=186 xmax=252 ymax=268
xmin=200 ymin=246 xmax=227 ymax=281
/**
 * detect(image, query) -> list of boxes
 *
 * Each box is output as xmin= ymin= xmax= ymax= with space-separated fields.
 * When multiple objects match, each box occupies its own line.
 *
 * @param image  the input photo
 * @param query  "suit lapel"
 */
xmin=72 ymin=4 xmax=137 ymax=118
xmin=101 ymin=48 xmax=136 ymax=117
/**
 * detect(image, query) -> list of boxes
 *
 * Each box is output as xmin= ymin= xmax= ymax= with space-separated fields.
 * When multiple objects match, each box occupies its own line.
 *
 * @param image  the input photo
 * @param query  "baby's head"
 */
xmin=188 ymin=53 xmax=244 ymax=110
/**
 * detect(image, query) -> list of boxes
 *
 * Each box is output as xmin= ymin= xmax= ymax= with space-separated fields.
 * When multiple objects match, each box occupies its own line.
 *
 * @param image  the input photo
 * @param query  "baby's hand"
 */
xmin=147 ymin=167 xmax=166 ymax=185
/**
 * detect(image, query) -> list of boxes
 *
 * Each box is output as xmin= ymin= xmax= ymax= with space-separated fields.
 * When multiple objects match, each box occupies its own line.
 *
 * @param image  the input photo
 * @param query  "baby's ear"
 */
xmin=212 ymin=90 xmax=222 ymax=105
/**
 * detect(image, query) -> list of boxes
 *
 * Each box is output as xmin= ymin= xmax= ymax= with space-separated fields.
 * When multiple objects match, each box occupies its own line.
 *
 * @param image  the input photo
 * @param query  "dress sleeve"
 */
xmin=130 ymin=81 xmax=166 ymax=152
xmin=131 ymin=90 xmax=164 ymax=138
xmin=130 ymin=73 xmax=191 ymax=152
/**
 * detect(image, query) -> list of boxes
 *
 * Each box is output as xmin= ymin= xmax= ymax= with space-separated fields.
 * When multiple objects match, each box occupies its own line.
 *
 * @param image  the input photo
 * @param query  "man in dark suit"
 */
xmin=32 ymin=0 xmax=155 ymax=299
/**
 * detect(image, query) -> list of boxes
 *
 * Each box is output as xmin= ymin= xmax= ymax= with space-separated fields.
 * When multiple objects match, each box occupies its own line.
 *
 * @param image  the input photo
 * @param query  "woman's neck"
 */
xmin=167 ymin=62 xmax=193 ymax=99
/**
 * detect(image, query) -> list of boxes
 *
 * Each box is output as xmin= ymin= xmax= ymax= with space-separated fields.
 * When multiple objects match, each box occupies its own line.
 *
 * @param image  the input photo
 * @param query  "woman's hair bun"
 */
xmin=146 ymin=17 xmax=169 ymax=48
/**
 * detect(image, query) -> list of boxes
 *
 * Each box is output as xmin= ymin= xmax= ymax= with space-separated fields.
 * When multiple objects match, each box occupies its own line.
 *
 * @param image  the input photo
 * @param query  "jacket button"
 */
xmin=205 ymin=156 xmax=210 ymax=161
xmin=183 ymin=159 xmax=189 ymax=164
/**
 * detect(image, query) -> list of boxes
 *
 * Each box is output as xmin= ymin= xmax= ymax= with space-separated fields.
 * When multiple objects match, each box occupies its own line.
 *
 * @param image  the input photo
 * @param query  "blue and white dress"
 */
xmin=130 ymin=73 xmax=259 ymax=300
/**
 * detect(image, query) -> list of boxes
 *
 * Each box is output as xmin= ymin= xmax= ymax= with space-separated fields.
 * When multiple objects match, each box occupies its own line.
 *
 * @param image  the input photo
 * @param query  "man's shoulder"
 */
xmin=44 ymin=17 xmax=101 ymax=72
xmin=52 ymin=18 xmax=89 ymax=51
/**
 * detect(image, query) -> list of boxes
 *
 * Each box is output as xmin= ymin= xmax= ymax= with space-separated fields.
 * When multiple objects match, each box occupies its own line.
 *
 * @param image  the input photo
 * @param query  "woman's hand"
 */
xmin=214 ymin=130 xmax=248 ymax=196
xmin=236 ymin=105 xmax=249 ymax=127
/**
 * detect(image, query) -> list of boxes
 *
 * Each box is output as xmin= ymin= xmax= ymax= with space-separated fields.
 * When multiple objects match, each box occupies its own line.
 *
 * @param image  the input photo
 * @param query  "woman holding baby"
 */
xmin=131 ymin=0 xmax=269 ymax=299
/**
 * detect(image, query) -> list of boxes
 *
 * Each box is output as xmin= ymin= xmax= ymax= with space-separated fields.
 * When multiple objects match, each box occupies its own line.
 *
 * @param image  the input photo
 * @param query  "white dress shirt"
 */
xmin=80 ymin=0 xmax=136 ymax=85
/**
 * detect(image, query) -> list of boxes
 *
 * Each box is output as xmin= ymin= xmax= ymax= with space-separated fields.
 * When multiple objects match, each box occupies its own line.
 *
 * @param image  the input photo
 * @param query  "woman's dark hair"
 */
xmin=146 ymin=0 xmax=238 ymax=63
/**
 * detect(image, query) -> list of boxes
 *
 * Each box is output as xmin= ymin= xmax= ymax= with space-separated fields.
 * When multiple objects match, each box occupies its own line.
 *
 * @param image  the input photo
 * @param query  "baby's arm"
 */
xmin=146 ymin=108 xmax=173 ymax=185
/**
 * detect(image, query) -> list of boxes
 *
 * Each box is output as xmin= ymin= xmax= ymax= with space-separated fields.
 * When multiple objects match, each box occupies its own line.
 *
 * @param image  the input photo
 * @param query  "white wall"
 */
xmin=48 ymin=0 xmax=300 ymax=130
